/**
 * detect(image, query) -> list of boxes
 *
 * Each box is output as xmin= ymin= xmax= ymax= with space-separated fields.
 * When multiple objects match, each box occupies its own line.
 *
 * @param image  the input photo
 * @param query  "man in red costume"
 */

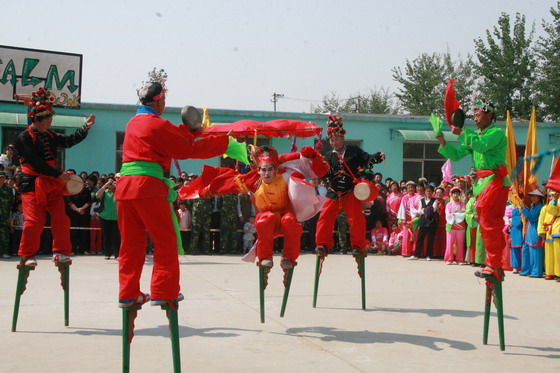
xmin=315 ymin=115 xmax=385 ymax=258
xmin=15 ymin=88 xmax=95 ymax=267
xmin=116 ymin=70 xmax=230 ymax=307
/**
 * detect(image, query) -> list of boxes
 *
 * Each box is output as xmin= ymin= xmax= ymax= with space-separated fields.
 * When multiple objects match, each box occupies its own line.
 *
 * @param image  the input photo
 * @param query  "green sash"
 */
xmin=120 ymin=161 xmax=184 ymax=255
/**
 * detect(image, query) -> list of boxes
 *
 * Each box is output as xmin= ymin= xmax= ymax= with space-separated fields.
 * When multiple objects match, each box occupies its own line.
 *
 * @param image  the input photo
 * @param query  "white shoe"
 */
xmin=2 ymin=254 xmax=11 ymax=259
xmin=151 ymin=293 xmax=184 ymax=306
xmin=426 ymin=257 xmax=431 ymax=261
xmin=53 ymin=253 xmax=72 ymax=263
xmin=23 ymin=257 xmax=37 ymax=267
xmin=408 ymin=256 xmax=418 ymax=260
xmin=445 ymin=261 xmax=452 ymax=265
xmin=119 ymin=293 xmax=150 ymax=308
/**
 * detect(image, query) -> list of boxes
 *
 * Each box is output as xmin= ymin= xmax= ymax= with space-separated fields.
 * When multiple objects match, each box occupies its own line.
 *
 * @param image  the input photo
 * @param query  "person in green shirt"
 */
xmin=95 ymin=177 xmax=120 ymax=259
xmin=437 ymin=101 xmax=509 ymax=278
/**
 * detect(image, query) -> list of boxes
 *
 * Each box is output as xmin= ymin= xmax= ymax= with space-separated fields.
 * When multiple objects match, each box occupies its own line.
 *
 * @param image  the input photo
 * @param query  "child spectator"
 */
xmin=387 ymin=221 xmax=402 ymax=255
xmin=410 ymin=185 xmax=439 ymax=260
xmin=444 ymin=187 xmax=466 ymax=264
xmin=242 ymin=216 xmax=256 ymax=254
xmin=520 ymin=189 xmax=544 ymax=277
xmin=177 ymin=200 xmax=192 ymax=254
xmin=371 ymin=220 xmax=389 ymax=254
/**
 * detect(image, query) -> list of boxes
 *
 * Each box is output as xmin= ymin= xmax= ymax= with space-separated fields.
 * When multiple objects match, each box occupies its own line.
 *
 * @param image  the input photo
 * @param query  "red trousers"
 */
xmin=89 ymin=216 xmax=102 ymax=253
xmin=19 ymin=190 xmax=72 ymax=257
xmin=316 ymin=193 xmax=366 ymax=251
xmin=255 ymin=211 xmax=301 ymax=262
xmin=476 ymin=184 xmax=509 ymax=269
xmin=117 ymin=197 xmax=179 ymax=301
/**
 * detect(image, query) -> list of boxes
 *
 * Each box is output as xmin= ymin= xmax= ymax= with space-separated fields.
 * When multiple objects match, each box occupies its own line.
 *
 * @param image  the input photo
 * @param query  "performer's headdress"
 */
xmin=137 ymin=68 xmax=168 ymax=105
xmin=453 ymin=175 xmax=466 ymax=184
xmin=326 ymin=115 xmax=345 ymax=137
xmin=474 ymin=100 xmax=496 ymax=114
xmin=450 ymin=186 xmax=462 ymax=194
xmin=253 ymin=146 xmax=280 ymax=168
xmin=28 ymin=88 xmax=55 ymax=121
xmin=528 ymin=188 xmax=545 ymax=197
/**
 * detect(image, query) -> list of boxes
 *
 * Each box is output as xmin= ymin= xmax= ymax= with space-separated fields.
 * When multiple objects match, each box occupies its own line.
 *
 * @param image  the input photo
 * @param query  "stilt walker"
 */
xmin=116 ymin=69 xmax=231 ymax=371
xmin=11 ymin=88 xmax=95 ymax=331
xmin=179 ymin=145 xmax=328 ymax=322
xmin=437 ymin=80 xmax=509 ymax=349
xmin=314 ymin=115 xmax=384 ymax=309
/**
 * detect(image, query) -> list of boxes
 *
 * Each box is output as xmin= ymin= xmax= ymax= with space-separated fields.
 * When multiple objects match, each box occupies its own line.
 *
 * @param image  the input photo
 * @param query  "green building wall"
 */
xmin=0 ymin=101 xmax=559 ymax=185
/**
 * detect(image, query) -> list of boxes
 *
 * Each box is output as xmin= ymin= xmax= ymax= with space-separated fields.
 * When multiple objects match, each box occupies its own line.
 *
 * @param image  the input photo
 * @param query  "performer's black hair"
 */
xmin=138 ymin=82 xmax=163 ymax=105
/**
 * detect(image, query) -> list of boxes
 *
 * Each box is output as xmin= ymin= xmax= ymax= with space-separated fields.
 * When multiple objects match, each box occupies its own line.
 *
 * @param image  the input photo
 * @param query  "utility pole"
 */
xmin=271 ymin=92 xmax=284 ymax=112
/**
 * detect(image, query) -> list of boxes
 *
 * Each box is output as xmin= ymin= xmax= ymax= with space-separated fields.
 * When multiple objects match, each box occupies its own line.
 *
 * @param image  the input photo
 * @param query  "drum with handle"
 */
xmin=353 ymin=179 xmax=378 ymax=202
xmin=65 ymin=174 xmax=84 ymax=195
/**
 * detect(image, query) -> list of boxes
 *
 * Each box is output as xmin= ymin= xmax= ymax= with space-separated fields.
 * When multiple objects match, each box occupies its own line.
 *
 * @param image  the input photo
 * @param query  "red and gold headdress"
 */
xmin=253 ymin=146 xmax=280 ymax=167
xmin=326 ymin=115 xmax=345 ymax=137
xmin=28 ymin=88 xmax=55 ymax=120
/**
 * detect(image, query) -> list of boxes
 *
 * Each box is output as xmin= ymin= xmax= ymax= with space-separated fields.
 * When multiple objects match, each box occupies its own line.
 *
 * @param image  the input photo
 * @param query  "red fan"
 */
xmin=444 ymin=79 xmax=465 ymax=128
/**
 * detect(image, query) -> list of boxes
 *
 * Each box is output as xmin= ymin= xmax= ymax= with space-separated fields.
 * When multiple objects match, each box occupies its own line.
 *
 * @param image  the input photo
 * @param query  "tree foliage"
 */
xmin=474 ymin=12 xmax=536 ymax=119
xmin=391 ymin=52 xmax=475 ymax=116
xmin=535 ymin=2 xmax=560 ymax=122
xmin=313 ymin=88 xmax=395 ymax=114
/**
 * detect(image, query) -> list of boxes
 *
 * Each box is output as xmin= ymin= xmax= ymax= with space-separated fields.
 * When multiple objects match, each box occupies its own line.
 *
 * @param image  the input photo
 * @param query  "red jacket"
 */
xmin=116 ymin=113 xmax=228 ymax=200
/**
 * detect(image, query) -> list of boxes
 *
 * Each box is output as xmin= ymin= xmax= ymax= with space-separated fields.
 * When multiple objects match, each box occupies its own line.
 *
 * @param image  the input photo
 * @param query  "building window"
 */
xmin=2 ymin=126 xmax=66 ymax=171
xmin=402 ymin=142 xmax=445 ymax=184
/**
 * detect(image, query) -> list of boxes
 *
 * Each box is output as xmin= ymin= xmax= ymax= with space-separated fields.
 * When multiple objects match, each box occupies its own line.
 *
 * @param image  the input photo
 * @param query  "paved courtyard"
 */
xmin=0 ymin=253 xmax=559 ymax=372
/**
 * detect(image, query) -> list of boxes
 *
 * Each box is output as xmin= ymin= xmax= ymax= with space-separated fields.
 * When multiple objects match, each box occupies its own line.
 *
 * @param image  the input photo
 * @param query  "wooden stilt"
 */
xmin=259 ymin=266 xmax=265 ymax=323
xmin=280 ymin=268 xmax=294 ymax=317
xmin=312 ymin=254 xmax=324 ymax=308
xmin=11 ymin=263 xmax=34 ymax=332
xmin=481 ymin=270 xmax=505 ymax=351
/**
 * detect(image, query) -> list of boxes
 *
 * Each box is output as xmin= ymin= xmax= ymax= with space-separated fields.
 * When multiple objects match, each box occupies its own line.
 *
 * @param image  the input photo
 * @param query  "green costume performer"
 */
xmin=438 ymin=101 xmax=509 ymax=276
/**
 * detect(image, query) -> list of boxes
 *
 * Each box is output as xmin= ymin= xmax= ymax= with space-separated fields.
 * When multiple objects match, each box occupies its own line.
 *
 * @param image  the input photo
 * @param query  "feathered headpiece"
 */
xmin=137 ymin=68 xmax=168 ymax=105
xmin=28 ymin=88 xmax=55 ymax=120
xmin=326 ymin=114 xmax=345 ymax=137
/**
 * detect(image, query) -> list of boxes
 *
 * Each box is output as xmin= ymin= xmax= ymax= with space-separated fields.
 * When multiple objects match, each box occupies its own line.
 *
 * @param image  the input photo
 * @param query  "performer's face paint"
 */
xmin=258 ymin=164 xmax=276 ymax=183
xmin=473 ymin=108 xmax=493 ymax=130
xmin=329 ymin=134 xmax=345 ymax=152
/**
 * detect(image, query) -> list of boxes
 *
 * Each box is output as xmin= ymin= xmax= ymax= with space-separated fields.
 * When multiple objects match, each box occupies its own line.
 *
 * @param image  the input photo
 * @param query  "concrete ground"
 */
xmin=0 ymin=253 xmax=559 ymax=372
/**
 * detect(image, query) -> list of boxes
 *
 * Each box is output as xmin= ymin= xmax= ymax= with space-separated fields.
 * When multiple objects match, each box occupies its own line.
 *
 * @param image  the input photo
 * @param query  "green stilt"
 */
xmin=56 ymin=262 xmax=71 ymax=326
xmin=259 ymin=266 xmax=265 ymax=323
xmin=481 ymin=271 xmax=505 ymax=351
xmin=312 ymin=255 xmax=324 ymax=308
xmin=359 ymin=257 xmax=366 ymax=310
xmin=280 ymin=268 xmax=294 ymax=317
xmin=122 ymin=308 xmax=132 ymax=373
xmin=482 ymin=284 xmax=492 ymax=345
xmin=162 ymin=302 xmax=181 ymax=373
xmin=11 ymin=264 xmax=34 ymax=332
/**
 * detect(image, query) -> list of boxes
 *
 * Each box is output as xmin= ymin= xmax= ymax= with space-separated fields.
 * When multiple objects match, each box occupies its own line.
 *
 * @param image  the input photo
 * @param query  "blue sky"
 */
xmin=2 ymin=0 xmax=557 ymax=112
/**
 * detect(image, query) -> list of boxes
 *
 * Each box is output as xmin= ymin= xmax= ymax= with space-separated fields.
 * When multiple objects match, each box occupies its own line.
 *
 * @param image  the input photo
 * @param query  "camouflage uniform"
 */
xmin=219 ymin=193 xmax=239 ymax=254
xmin=190 ymin=197 xmax=213 ymax=254
xmin=0 ymin=183 xmax=15 ymax=256
xmin=336 ymin=211 xmax=350 ymax=253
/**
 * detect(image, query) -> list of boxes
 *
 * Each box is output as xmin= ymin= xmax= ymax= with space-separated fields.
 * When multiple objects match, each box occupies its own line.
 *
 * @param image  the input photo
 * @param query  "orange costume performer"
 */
xmin=179 ymin=145 xmax=328 ymax=321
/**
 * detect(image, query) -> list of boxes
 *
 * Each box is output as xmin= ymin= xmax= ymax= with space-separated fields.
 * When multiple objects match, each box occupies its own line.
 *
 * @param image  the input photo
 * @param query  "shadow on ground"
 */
xmin=15 ymin=324 xmax=259 ymax=339
xmin=284 ymin=326 xmax=476 ymax=351
xmin=317 ymin=306 xmax=518 ymax=320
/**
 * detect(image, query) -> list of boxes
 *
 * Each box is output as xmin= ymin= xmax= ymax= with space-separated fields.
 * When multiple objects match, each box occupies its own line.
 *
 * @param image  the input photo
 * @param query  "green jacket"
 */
xmin=439 ymin=124 xmax=509 ymax=196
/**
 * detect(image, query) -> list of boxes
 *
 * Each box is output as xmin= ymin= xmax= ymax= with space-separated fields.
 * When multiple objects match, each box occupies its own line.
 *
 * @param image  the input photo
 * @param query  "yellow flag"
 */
xmin=505 ymin=110 xmax=522 ymax=206
xmin=523 ymin=106 xmax=538 ymax=197
xmin=201 ymin=107 xmax=213 ymax=130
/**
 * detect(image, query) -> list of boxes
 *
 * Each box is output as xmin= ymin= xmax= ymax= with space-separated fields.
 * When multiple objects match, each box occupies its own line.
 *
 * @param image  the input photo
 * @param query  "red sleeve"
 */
xmin=188 ymin=133 xmax=229 ymax=160
xmin=310 ymin=153 xmax=329 ymax=178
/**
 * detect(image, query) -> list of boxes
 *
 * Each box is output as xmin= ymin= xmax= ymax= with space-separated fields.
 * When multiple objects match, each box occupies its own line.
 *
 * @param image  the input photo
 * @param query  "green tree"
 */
xmin=313 ymin=88 xmax=395 ymax=114
xmin=474 ymin=12 xmax=536 ymax=119
xmin=391 ymin=52 xmax=475 ymax=116
xmin=536 ymin=2 xmax=560 ymax=122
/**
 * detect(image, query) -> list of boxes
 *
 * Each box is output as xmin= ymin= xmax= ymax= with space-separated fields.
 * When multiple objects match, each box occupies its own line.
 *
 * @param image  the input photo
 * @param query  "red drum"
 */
xmin=65 ymin=174 xmax=84 ymax=195
xmin=353 ymin=179 xmax=378 ymax=202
